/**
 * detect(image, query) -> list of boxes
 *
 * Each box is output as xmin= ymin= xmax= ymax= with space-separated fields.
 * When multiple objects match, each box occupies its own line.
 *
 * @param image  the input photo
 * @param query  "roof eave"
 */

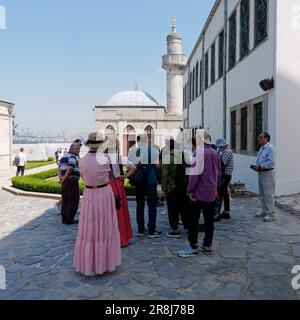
xmin=183 ymin=0 xmax=222 ymax=72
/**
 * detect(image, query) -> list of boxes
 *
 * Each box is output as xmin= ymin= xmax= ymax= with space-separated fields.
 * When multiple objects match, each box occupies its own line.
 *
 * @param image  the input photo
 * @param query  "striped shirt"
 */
xmin=220 ymin=148 xmax=234 ymax=176
xmin=59 ymin=152 xmax=80 ymax=180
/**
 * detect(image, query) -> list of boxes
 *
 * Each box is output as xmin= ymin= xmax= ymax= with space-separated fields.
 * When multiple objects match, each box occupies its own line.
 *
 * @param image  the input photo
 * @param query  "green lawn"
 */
xmin=25 ymin=160 xmax=56 ymax=170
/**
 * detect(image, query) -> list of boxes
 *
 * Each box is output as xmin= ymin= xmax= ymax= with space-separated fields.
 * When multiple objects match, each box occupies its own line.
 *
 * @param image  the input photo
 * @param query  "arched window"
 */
xmin=123 ymin=125 xmax=136 ymax=157
xmin=144 ymin=125 xmax=154 ymax=146
xmin=124 ymin=125 xmax=135 ymax=134
xmin=144 ymin=125 xmax=154 ymax=134
xmin=105 ymin=125 xmax=116 ymax=135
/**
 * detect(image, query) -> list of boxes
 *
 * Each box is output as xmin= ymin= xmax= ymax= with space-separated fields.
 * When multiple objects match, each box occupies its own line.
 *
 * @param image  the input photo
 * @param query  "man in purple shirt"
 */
xmin=178 ymin=132 xmax=221 ymax=257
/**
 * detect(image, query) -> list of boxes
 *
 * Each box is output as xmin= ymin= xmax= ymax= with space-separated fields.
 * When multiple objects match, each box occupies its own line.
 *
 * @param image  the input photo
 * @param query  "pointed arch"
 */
xmin=124 ymin=125 xmax=135 ymax=134
xmin=123 ymin=125 xmax=136 ymax=157
xmin=105 ymin=125 xmax=116 ymax=135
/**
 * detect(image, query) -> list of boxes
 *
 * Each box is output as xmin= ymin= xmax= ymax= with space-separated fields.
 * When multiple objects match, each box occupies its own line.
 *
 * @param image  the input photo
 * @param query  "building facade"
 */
xmin=94 ymin=90 xmax=183 ymax=156
xmin=0 ymin=100 xmax=14 ymax=176
xmin=183 ymin=0 xmax=300 ymax=196
xmin=95 ymin=19 xmax=186 ymax=156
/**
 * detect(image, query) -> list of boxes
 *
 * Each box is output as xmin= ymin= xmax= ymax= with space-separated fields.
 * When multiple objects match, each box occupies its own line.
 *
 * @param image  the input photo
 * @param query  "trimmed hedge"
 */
xmin=12 ymin=169 xmax=136 ymax=196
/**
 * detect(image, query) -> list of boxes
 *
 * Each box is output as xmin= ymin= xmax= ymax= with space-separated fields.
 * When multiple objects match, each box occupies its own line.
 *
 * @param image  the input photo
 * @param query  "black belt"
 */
xmin=85 ymin=183 xmax=109 ymax=189
xmin=261 ymin=168 xmax=274 ymax=172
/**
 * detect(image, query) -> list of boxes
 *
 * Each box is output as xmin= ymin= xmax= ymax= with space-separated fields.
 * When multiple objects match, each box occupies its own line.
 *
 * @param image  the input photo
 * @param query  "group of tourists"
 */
xmin=56 ymin=130 xmax=275 ymax=276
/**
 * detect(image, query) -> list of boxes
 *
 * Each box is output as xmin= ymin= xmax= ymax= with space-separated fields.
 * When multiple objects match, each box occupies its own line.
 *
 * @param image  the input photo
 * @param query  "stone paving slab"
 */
xmin=0 ymin=191 xmax=300 ymax=300
xmin=276 ymin=194 xmax=300 ymax=218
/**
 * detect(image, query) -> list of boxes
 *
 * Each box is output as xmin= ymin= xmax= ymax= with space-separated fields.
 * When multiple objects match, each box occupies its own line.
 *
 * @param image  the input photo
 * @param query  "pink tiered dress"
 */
xmin=73 ymin=152 xmax=121 ymax=276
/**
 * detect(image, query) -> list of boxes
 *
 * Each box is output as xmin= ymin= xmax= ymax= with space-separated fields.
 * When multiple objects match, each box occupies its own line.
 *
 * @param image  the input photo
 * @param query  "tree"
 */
xmin=12 ymin=115 xmax=18 ymax=136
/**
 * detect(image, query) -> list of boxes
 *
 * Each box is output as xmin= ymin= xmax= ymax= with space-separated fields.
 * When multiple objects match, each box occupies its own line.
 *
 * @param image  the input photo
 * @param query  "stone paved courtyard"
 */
xmin=0 ymin=190 xmax=300 ymax=300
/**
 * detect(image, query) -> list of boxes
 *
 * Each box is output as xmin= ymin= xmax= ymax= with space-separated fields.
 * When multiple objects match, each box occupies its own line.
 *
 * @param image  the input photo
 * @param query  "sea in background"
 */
xmin=12 ymin=143 xmax=89 ymax=161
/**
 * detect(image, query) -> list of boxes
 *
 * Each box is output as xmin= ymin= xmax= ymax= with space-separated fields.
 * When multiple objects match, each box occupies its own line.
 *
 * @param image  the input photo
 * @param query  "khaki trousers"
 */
xmin=258 ymin=170 xmax=275 ymax=215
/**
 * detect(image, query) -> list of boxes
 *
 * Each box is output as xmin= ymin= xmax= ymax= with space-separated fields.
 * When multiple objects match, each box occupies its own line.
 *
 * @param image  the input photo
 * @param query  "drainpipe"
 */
xmin=223 ymin=0 xmax=228 ymax=139
xmin=202 ymin=34 xmax=205 ymax=129
xmin=187 ymin=63 xmax=190 ymax=128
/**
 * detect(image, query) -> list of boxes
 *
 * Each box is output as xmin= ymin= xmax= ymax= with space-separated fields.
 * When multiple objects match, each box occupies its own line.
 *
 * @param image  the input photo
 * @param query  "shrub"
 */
xmin=48 ymin=156 xmax=54 ymax=162
xmin=12 ymin=169 xmax=136 ymax=196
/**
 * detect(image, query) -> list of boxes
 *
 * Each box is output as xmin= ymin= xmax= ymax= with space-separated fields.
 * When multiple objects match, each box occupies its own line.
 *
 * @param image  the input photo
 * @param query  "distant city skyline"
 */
xmin=0 ymin=0 xmax=215 ymax=135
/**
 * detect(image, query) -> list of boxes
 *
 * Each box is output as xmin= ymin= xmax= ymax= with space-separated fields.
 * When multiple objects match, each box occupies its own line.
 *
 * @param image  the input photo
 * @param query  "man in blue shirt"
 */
xmin=128 ymin=134 xmax=162 ymax=238
xmin=253 ymin=132 xmax=276 ymax=222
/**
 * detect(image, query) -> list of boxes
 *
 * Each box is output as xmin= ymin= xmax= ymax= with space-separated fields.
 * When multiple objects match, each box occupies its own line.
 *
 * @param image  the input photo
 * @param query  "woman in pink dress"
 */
xmin=73 ymin=132 xmax=121 ymax=276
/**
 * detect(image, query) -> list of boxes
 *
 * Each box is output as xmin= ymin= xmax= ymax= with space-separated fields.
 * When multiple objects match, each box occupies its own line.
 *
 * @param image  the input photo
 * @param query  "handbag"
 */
xmin=114 ymin=194 xmax=122 ymax=210
xmin=129 ymin=162 xmax=145 ymax=186
xmin=128 ymin=148 xmax=147 ymax=186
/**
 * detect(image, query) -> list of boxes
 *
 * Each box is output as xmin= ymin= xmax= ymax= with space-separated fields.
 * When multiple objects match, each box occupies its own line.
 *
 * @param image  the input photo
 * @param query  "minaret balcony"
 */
xmin=162 ymin=54 xmax=187 ymax=69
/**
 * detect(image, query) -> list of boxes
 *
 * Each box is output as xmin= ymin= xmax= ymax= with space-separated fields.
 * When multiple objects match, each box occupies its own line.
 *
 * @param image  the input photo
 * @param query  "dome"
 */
xmin=105 ymin=90 xmax=160 ymax=107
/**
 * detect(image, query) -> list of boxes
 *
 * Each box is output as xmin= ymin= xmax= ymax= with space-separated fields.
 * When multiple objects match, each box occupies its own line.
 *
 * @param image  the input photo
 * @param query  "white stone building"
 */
xmin=95 ymin=19 xmax=187 ymax=156
xmin=0 ymin=100 xmax=14 ymax=176
xmin=182 ymin=0 xmax=300 ymax=196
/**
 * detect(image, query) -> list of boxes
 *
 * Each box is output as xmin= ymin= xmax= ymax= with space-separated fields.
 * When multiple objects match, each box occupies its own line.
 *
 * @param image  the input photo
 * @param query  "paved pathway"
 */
xmin=0 ymin=190 xmax=300 ymax=300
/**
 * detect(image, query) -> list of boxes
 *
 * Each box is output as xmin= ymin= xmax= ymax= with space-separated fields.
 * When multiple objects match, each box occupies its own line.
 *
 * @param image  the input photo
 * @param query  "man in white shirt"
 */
xmin=16 ymin=148 xmax=27 ymax=176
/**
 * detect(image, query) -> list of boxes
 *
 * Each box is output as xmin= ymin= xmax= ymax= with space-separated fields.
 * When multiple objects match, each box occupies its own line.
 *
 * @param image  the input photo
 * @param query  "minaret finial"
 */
xmin=172 ymin=17 xmax=176 ymax=32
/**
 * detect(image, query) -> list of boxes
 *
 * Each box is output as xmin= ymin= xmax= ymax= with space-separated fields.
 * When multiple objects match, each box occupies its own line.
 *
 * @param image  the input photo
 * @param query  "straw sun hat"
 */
xmin=84 ymin=132 xmax=109 ymax=149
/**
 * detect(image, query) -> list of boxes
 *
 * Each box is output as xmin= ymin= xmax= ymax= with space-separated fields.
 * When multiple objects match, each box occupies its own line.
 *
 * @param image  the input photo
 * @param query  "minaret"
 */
xmin=162 ymin=17 xmax=187 ymax=115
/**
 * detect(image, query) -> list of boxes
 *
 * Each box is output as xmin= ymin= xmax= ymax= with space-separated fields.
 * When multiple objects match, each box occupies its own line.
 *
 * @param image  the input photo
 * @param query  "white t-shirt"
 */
xmin=107 ymin=153 xmax=132 ymax=178
xmin=18 ymin=152 xmax=27 ymax=166
xmin=58 ymin=152 xmax=64 ymax=162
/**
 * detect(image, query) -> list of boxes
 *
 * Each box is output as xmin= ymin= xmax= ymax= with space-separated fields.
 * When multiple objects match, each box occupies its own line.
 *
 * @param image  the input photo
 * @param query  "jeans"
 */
xmin=136 ymin=184 xmax=157 ymax=234
xmin=188 ymin=200 xmax=215 ymax=247
xmin=219 ymin=175 xmax=232 ymax=212
xmin=16 ymin=166 xmax=25 ymax=176
xmin=167 ymin=186 xmax=189 ymax=230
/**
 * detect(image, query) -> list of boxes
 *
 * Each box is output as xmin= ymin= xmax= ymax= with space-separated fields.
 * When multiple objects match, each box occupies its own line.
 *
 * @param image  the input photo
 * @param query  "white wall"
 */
xmin=0 ymin=104 xmax=12 ymax=175
xmin=183 ymin=0 xmax=280 ymax=194
xmin=275 ymin=0 xmax=300 ymax=196
xmin=227 ymin=0 xmax=277 ymax=193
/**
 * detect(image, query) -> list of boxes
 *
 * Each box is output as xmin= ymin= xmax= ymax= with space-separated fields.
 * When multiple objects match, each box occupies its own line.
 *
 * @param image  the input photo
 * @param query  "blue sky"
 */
xmin=0 ymin=0 xmax=215 ymax=135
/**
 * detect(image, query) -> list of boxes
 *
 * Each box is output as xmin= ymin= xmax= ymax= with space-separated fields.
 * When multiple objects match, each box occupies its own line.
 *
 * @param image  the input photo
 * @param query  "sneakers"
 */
xmin=137 ymin=231 xmax=145 ymax=237
xmin=215 ymin=212 xmax=231 ymax=221
xmin=214 ymin=215 xmax=222 ymax=222
xmin=148 ymin=231 xmax=163 ymax=238
xmin=255 ymin=212 xmax=267 ymax=218
xmin=177 ymin=246 xmax=198 ymax=258
xmin=263 ymin=214 xmax=277 ymax=222
xmin=201 ymin=243 xmax=213 ymax=253
xmin=167 ymin=229 xmax=181 ymax=239
xmin=137 ymin=229 xmax=148 ymax=237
